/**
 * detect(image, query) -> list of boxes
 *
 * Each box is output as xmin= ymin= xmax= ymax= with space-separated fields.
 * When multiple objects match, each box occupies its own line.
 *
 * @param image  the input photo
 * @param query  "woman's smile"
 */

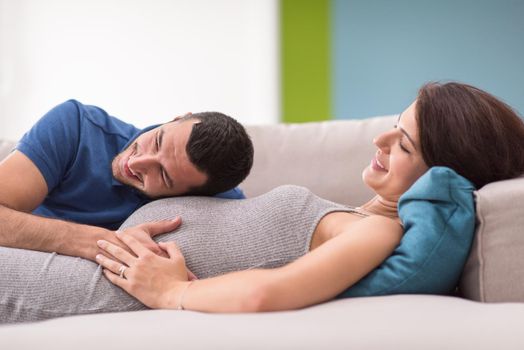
xmin=371 ymin=156 xmax=387 ymax=172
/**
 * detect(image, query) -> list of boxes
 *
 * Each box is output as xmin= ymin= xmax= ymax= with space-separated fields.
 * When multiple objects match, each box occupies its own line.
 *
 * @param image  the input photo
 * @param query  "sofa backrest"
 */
xmin=242 ymin=115 xmax=396 ymax=205
xmin=0 ymin=140 xmax=15 ymax=162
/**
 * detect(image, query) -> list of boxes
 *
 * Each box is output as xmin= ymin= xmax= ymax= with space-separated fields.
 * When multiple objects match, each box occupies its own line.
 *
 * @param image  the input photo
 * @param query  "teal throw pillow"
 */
xmin=338 ymin=166 xmax=476 ymax=298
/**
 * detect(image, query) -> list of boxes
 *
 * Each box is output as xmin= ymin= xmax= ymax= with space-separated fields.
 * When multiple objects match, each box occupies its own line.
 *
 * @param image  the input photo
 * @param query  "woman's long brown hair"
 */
xmin=416 ymin=82 xmax=524 ymax=188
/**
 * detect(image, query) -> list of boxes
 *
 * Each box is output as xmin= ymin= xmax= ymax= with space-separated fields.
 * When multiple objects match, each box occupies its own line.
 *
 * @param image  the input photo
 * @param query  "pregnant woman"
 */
xmin=2 ymin=82 xmax=524 ymax=322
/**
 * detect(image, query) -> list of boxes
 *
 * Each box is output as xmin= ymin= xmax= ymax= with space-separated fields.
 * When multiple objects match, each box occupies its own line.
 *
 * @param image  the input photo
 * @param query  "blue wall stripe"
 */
xmin=331 ymin=0 xmax=524 ymax=120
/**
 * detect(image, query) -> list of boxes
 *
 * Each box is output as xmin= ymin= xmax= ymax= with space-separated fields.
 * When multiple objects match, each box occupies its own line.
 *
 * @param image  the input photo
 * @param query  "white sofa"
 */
xmin=1 ymin=115 xmax=524 ymax=349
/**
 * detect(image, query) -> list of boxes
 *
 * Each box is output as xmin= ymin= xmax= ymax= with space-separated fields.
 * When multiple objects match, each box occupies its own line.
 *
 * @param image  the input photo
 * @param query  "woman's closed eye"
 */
xmin=393 ymin=125 xmax=411 ymax=153
xmin=399 ymin=140 xmax=410 ymax=153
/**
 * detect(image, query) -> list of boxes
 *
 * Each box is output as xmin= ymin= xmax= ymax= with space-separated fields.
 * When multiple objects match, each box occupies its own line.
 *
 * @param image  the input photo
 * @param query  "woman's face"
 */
xmin=362 ymin=101 xmax=429 ymax=202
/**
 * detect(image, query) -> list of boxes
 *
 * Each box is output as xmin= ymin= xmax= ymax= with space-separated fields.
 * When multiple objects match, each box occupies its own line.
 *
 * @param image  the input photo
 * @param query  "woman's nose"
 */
xmin=373 ymin=130 xmax=394 ymax=153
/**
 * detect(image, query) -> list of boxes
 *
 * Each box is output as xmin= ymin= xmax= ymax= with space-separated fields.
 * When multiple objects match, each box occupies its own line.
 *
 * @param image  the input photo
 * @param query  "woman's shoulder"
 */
xmin=359 ymin=215 xmax=404 ymax=240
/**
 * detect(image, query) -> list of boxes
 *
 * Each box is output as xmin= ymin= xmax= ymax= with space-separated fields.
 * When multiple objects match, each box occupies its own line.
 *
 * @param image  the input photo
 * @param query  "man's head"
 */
xmin=111 ymin=112 xmax=254 ymax=198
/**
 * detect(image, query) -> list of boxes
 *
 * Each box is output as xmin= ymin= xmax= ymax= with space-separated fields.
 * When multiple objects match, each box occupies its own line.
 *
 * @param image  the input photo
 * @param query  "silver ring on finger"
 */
xmin=118 ymin=265 xmax=128 ymax=279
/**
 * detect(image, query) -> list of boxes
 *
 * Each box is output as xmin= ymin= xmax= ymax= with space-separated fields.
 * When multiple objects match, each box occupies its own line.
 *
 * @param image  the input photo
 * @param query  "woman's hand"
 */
xmin=95 ymin=230 xmax=195 ymax=309
xmin=94 ymin=219 xmax=181 ymax=262
xmin=117 ymin=219 xmax=183 ymax=258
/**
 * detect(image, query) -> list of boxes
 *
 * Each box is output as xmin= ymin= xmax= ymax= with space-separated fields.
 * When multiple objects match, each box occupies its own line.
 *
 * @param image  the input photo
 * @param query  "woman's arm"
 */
xmin=96 ymin=215 xmax=403 ymax=312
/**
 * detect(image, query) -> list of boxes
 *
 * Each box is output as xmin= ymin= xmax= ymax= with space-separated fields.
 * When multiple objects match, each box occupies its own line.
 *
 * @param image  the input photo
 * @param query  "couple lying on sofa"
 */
xmin=1 ymin=82 xmax=523 ymax=323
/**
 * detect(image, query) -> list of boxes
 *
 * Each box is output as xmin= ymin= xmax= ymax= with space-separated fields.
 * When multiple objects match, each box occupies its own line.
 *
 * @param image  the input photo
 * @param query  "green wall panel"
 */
xmin=281 ymin=0 xmax=331 ymax=123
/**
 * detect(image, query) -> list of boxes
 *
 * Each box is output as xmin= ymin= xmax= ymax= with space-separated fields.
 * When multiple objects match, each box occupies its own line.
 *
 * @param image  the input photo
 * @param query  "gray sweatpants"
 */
xmin=0 ymin=247 xmax=145 ymax=324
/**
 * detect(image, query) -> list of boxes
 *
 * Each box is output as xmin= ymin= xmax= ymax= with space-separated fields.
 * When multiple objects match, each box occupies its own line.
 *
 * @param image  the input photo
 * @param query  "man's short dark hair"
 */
xmin=180 ymin=112 xmax=254 ymax=196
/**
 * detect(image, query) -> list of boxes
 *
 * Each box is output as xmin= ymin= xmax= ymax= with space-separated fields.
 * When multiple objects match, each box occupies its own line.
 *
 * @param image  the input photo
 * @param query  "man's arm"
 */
xmin=0 ymin=150 xmax=177 ymax=261
xmin=0 ymin=150 xmax=115 ymax=260
xmin=0 ymin=203 xmax=110 ymax=260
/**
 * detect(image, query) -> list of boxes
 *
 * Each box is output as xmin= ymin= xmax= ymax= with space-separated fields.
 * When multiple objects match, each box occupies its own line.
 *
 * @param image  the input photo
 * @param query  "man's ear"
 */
xmin=172 ymin=112 xmax=192 ymax=122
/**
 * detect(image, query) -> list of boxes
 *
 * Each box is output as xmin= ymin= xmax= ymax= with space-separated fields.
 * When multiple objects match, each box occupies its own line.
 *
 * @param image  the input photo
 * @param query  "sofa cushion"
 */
xmin=2 ymin=295 xmax=524 ymax=349
xmin=459 ymin=176 xmax=524 ymax=302
xmin=338 ymin=167 xmax=476 ymax=297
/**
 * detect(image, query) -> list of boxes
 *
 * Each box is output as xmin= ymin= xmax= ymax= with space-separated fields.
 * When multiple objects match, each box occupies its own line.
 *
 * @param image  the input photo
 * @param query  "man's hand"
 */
xmin=98 ymin=218 xmax=182 ymax=260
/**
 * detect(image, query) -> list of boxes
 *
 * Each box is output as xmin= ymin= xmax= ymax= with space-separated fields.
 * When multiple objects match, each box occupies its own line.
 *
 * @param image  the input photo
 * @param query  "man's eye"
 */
xmin=162 ymin=170 xmax=169 ymax=188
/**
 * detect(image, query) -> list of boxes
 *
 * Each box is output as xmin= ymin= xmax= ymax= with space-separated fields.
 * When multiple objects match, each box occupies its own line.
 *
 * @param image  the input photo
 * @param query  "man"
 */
xmin=0 ymin=100 xmax=254 ymax=261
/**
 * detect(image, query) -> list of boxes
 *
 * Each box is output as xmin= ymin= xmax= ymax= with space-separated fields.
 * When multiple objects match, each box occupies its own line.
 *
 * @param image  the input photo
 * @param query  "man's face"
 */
xmin=111 ymin=118 xmax=208 ymax=198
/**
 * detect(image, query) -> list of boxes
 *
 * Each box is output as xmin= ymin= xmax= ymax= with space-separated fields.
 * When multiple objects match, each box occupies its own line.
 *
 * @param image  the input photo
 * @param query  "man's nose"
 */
xmin=128 ymin=154 xmax=157 ymax=173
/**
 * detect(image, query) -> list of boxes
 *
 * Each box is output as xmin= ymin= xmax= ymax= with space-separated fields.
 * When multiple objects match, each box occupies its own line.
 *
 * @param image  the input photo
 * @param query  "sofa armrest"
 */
xmin=460 ymin=176 xmax=524 ymax=302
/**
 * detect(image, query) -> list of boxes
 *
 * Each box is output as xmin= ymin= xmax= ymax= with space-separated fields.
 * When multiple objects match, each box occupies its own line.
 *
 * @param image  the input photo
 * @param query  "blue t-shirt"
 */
xmin=16 ymin=100 xmax=244 ymax=230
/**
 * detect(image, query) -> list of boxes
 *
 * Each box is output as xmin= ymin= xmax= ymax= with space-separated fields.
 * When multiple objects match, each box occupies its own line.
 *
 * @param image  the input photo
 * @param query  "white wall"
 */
xmin=0 ymin=0 xmax=279 ymax=141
